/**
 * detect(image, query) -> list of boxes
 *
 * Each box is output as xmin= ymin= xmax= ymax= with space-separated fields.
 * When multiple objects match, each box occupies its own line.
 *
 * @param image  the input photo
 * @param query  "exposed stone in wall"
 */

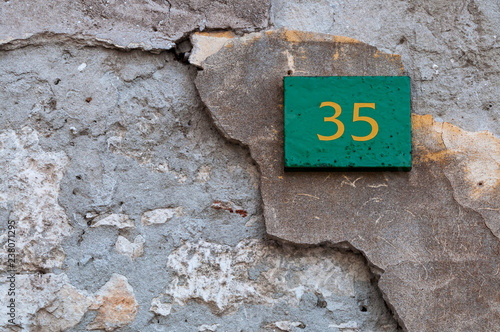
xmin=115 ymin=235 xmax=145 ymax=260
xmin=265 ymin=321 xmax=306 ymax=331
xmin=90 ymin=213 xmax=134 ymax=229
xmin=150 ymin=296 xmax=172 ymax=317
xmin=87 ymin=274 xmax=139 ymax=331
xmin=0 ymin=43 xmax=399 ymax=330
xmin=0 ymin=273 xmax=84 ymax=330
xmin=2 ymin=0 xmax=497 ymax=326
xmin=141 ymin=207 xmax=183 ymax=226
xmin=198 ymin=323 xmax=220 ymax=332
xmin=36 ymin=283 xmax=92 ymax=332
xmin=0 ymin=273 xmax=136 ymax=331
xmin=195 ymin=29 xmax=500 ymax=331
xmin=0 ymin=0 xmax=270 ymax=51
xmin=0 ymin=128 xmax=71 ymax=272
xmin=160 ymin=239 xmax=398 ymax=331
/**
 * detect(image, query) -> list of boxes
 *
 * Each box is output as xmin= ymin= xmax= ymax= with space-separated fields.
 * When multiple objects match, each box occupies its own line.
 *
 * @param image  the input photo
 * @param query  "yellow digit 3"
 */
xmin=351 ymin=103 xmax=378 ymax=141
xmin=317 ymin=102 xmax=344 ymax=141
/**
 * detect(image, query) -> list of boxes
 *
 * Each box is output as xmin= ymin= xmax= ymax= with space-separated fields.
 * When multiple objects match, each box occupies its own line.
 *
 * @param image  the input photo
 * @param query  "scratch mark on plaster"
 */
xmin=368 ymin=183 xmax=388 ymax=188
xmin=377 ymin=236 xmax=429 ymax=280
xmin=297 ymin=193 xmax=320 ymax=200
xmin=405 ymin=210 xmax=416 ymax=217
xmin=341 ymin=176 xmax=362 ymax=188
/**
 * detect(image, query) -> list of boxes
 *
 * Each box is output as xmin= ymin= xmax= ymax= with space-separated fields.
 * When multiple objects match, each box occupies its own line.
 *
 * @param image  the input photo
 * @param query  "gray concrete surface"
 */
xmin=0 ymin=0 xmax=498 ymax=330
xmin=195 ymin=29 xmax=500 ymax=331
xmin=271 ymin=0 xmax=500 ymax=136
xmin=0 ymin=44 xmax=400 ymax=331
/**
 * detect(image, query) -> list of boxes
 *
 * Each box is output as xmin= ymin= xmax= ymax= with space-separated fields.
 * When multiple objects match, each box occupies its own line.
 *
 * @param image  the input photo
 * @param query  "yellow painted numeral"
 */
xmin=317 ymin=102 xmax=344 ymax=141
xmin=317 ymin=102 xmax=378 ymax=142
xmin=351 ymin=103 xmax=378 ymax=141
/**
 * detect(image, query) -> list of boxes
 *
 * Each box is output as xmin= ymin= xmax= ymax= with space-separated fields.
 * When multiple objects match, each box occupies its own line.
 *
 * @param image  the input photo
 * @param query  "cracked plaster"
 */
xmin=195 ymin=29 xmax=500 ymax=331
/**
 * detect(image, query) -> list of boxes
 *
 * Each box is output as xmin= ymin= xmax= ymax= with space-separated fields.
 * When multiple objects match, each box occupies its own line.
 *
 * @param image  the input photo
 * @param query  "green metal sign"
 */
xmin=284 ymin=76 xmax=411 ymax=171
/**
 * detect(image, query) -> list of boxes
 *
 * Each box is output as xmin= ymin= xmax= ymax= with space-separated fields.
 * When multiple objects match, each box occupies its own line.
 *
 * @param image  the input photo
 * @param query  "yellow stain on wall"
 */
xmin=333 ymin=49 xmax=340 ymax=60
xmin=283 ymin=29 xmax=360 ymax=44
xmin=412 ymin=114 xmax=500 ymax=201
xmin=197 ymin=31 xmax=235 ymax=39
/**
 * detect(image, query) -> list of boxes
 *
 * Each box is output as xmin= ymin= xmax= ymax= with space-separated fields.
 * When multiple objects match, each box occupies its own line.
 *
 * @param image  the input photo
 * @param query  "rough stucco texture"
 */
xmin=270 ymin=0 xmax=500 ymax=135
xmin=0 ymin=0 xmax=270 ymax=51
xmin=0 ymin=45 xmax=399 ymax=331
xmin=195 ymin=29 xmax=500 ymax=331
xmin=0 ymin=0 xmax=498 ymax=331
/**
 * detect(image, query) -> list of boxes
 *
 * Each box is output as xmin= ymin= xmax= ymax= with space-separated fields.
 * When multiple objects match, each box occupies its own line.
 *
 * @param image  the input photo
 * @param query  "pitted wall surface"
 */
xmin=0 ymin=0 xmax=498 ymax=331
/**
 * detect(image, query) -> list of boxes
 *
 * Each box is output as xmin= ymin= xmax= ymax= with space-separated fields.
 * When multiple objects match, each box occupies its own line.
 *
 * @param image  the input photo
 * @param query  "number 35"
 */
xmin=317 ymin=102 xmax=378 ymax=142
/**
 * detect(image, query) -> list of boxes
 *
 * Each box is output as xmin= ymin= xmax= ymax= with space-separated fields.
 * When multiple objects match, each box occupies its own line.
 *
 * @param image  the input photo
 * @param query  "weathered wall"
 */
xmin=0 ymin=0 xmax=498 ymax=331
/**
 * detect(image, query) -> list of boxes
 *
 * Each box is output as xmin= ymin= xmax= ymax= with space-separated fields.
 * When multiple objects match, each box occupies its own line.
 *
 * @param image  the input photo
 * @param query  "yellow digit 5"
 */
xmin=351 ymin=103 xmax=378 ymax=141
xmin=317 ymin=102 xmax=345 ymax=141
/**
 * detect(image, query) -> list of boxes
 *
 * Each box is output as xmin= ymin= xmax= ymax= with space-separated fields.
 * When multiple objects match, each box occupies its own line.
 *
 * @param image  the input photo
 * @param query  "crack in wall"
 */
xmin=194 ymin=28 xmax=500 ymax=331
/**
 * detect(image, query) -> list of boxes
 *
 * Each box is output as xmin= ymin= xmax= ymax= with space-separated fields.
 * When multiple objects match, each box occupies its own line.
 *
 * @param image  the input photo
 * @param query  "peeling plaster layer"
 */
xmin=414 ymin=115 xmax=500 ymax=239
xmin=189 ymin=32 xmax=235 ymax=67
xmin=195 ymin=29 xmax=500 ymax=331
xmin=270 ymin=0 xmax=500 ymax=135
xmin=0 ymin=0 xmax=270 ymax=51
